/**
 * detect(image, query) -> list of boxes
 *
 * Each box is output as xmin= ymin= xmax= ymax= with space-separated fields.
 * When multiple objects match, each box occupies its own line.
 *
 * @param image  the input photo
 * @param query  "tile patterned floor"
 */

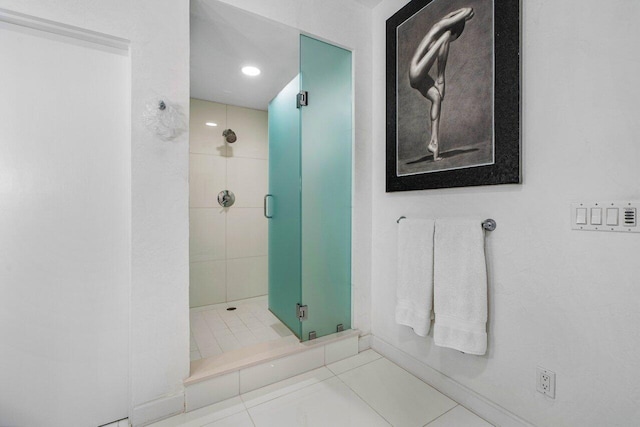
xmin=190 ymin=296 xmax=293 ymax=361
xmin=149 ymin=350 xmax=494 ymax=427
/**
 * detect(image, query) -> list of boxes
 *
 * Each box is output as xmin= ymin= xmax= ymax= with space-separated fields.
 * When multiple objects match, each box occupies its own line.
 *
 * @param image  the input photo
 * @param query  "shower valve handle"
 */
xmin=217 ymin=190 xmax=235 ymax=208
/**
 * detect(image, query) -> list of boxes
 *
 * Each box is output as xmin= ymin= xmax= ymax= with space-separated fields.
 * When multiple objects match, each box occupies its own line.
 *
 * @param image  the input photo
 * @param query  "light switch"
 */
xmin=572 ymin=202 xmax=640 ymax=233
xmin=591 ymin=208 xmax=602 ymax=225
xmin=606 ymin=208 xmax=619 ymax=226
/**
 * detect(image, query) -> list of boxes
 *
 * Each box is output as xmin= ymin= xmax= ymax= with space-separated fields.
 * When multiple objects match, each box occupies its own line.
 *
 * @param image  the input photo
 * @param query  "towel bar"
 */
xmin=396 ymin=216 xmax=497 ymax=231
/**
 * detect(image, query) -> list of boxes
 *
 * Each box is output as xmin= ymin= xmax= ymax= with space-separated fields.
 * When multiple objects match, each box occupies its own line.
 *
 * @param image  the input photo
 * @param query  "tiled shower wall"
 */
xmin=189 ymin=98 xmax=268 ymax=308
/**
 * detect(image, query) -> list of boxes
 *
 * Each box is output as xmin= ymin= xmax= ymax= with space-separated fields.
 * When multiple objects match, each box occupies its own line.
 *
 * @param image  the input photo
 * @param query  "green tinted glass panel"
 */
xmin=268 ymin=75 xmax=302 ymax=338
xmin=300 ymin=35 xmax=352 ymax=340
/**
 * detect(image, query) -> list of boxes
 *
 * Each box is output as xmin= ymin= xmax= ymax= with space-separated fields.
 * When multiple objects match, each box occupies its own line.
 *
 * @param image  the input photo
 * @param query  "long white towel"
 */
xmin=395 ymin=219 xmax=435 ymax=337
xmin=433 ymin=218 xmax=488 ymax=355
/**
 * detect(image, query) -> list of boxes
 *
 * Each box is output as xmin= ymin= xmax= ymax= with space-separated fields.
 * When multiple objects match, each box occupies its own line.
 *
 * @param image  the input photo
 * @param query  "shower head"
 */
xmin=222 ymin=129 xmax=237 ymax=143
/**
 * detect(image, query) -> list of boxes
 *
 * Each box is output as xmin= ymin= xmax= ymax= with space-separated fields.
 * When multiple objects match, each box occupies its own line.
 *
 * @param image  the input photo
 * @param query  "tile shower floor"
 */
xmin=190 ymin=296 xmax=293 ymax=361
xmin=147 ymin=350 xmax=493 ymax=427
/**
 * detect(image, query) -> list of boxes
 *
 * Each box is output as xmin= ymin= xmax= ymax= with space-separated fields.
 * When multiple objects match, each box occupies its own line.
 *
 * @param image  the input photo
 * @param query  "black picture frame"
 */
xmin=386 ymin=0 xmax=520 ymax=192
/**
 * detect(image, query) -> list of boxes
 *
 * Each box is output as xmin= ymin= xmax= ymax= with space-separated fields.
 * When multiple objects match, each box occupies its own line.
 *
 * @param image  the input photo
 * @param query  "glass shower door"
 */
xmin=267 ymin=75 xmax=302 ymax=338
xmin=300 ymin=35 xmax=353 ymax=340
xmin=268 ymin=36 xmax=352 ymax=342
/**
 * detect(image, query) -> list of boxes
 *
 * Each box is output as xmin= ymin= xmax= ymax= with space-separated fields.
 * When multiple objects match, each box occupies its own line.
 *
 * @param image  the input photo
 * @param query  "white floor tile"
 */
xmin=190 ymin=311 xmax=203 ymax=324
xmin=248 ymin=377 xmax=390 ymax=427
xmin=191 ymin=296 xmax=297 ymax=362
xmin=251 ymin=327 xmax=278 ymax=342
xmin=230 ymin=325 xmax=251 ymax=335
xmin=246 ymin=322 xmax=265 ymax=331
xmin=236 ymin=333 xmax=259 ymax=346
xmin=338 ymin=358 xmax=457 ymax=427
xmin=225 ymin=318 xmax=245 ymax=326
xmin=239 ymin=310 xmax=257 ymax=318
xmin=270 ymin=323 xmax=293 ymax=337
xmin=326 ymin=349 xmax=382 ymax=375
xmin=148 ymin=396 xmax=245 ymax=427
xmin=202 ymin=411 xmax=254 ymax=427
xmin=241 ymin=367 xmax=334 ymax=409
xmin=192 ymin=317 xmax=219 ymax=350
xmin=210 ymin=322 xmax=231 ymax=333
xmin=220 ymin=311 xmax=240 ymax=320
xmin=200 ymin=344 xmax=224 ymax=358
xmin=212 ymin=328 xmax=234 ymax=338
xmin=427 ymin=406 xmax=493 ymax=427
xmin=217 ymin=336 xmax=242 ymax=352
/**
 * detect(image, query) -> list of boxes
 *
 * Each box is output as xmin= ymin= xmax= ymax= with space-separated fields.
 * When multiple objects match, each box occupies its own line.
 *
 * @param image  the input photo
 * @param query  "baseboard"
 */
xmin=371 ymin=336 xmax=535 ymax=427
xmin=130 ymin=393 xmax=185 ymax=427
xmin=358 ymin=334 xmax=372 ymax=352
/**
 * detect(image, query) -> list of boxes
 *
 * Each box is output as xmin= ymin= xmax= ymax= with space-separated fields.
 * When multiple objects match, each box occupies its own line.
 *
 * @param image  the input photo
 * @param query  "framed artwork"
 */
xmin=386 ymin=0 xmax=520 ymax=192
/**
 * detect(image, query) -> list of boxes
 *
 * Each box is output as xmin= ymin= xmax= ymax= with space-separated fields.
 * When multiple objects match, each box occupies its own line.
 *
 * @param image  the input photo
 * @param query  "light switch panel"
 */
xmin=572 ymin=202 xmax=640 ymax=233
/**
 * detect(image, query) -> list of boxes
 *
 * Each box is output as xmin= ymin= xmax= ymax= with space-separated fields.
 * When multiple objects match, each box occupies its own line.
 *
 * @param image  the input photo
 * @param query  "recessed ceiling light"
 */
xmin=205 ymin=122 xmax=218 ymax=127
xmin=241 ymin=66 xmax=261 ymax=77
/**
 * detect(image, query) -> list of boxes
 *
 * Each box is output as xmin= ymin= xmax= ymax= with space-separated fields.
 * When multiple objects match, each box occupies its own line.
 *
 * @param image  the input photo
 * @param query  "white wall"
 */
xmin=129 ymin=1 xmax=190 ymax=424
xmin=0 ymin=1 xmax=191 ymax=425
xmin=0 ymin=15 xmax=130 ymax=426
xmin=371 ymin=0 xmax=640 ymax=426
xmin=190 ymin=99 xmax=269 ymax=307
xmin=214 ymin=0 xmax=374 ymax=335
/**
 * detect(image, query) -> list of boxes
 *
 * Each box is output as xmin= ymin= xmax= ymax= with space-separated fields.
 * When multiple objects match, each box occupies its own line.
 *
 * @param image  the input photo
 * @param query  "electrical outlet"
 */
xmin=536 ymin=367 xmax=556 ymax=398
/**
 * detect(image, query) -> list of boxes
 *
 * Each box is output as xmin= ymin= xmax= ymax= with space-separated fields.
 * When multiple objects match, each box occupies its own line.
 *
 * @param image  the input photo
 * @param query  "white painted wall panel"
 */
xmin=0 ymin=1 xmax=191 ymax=425
xmin=0 ymin=19 xmax=130 ymax=427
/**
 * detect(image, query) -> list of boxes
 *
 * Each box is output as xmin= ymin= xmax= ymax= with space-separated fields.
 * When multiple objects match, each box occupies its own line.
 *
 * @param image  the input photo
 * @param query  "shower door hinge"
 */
xmin=297 ymin=91 xmax=308 ymax=108
xmin=296 ymin=303 xmax=308 ymax=321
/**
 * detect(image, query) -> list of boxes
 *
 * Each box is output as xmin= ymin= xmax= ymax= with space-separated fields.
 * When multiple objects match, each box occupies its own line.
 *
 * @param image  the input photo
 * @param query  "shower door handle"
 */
xmin=264 ymin=194 xmax=273 ymax=219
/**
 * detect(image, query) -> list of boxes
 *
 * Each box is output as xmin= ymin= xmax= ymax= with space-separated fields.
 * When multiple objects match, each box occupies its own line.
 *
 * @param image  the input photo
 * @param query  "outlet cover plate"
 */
xmin=536 ymin=367 xmax=556 ymax=399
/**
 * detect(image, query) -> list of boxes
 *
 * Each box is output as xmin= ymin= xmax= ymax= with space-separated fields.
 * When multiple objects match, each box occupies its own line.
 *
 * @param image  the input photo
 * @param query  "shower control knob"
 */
xmin=217 ymin=190 xmax=235 ymax=208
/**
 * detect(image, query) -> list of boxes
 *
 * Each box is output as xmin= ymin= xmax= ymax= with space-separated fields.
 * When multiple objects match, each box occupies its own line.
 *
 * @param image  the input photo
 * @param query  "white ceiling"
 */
xmin=353 ymin=0 xmax=384 ymax=8
xmin=190 ymin=0 xmax=300 ymax=111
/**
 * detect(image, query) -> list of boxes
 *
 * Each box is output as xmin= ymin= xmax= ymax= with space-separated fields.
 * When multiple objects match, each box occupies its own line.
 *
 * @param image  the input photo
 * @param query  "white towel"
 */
xmin=395 ymin=219 xmax=435 ymax=337
xmin=433 ymin=218 xmax=488 ymax=355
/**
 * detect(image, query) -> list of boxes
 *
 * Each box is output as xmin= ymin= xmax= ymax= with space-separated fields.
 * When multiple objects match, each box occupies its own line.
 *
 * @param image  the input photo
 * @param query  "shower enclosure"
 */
xmin=267 ymin=35 xmax=353 ymax=342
